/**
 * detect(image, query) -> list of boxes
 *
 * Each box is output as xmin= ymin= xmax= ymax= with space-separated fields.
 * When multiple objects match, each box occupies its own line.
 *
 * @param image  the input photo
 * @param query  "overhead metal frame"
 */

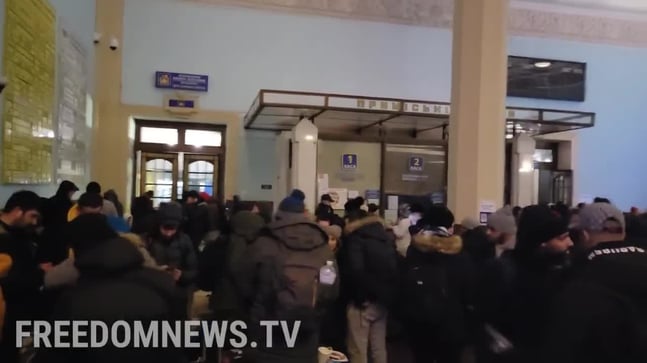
xmin=243 ymin=89 xmax=595 ymax=137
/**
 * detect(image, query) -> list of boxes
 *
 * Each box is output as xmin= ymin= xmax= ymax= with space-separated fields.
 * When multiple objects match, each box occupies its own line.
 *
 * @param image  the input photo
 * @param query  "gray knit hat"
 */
xmin=487 ymin=206 xmax=517 ymax=235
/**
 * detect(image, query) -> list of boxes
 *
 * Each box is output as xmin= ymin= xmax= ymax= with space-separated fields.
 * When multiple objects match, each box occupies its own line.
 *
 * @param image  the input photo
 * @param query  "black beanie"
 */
xmin=516 ymin=205 xmax=569 ymax=257
xmin=279 ymin=189 xmax=306 ymax=213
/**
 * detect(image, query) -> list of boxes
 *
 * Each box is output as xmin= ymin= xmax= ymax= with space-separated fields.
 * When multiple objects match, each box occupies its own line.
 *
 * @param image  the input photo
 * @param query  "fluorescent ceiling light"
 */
xmin=534 ymin=61 xmax=552 ymax=68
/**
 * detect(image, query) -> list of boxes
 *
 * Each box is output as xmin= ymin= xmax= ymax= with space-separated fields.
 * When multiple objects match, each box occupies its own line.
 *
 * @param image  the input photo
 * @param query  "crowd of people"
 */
xmin=0 ymin=181 xmax=646 ymax=363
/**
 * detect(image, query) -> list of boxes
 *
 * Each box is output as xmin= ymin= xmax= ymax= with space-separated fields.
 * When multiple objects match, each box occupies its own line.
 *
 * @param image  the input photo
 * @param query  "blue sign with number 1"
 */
xmin=409 ymin=156 xmax=424 ymax=171
xmin=342 ymin=154 xmax=358 ymax=169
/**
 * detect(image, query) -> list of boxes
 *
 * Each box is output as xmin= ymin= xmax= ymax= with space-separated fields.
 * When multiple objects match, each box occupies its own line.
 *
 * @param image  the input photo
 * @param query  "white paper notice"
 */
xmin=328 ymin=188 xmax=348 ymax=210
xmin=348 ymin=190 xmax=359 ymax=199
xmin=384 ymin=210 xmax=398 ymax=225
xmin=317 ymin=173 xmax=329 ymax=191
xmin=387 ymin=195 xmax=399 ymax=210
xmin=479 ymin=200 xmax=497 ymax=214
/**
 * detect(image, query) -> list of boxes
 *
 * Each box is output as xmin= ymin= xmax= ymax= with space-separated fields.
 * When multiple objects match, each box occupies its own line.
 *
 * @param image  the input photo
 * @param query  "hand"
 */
xmin=39 ymin=263 xmax=54 ymax=272
xmin=171 ymin=268 xmax=182 ymax=281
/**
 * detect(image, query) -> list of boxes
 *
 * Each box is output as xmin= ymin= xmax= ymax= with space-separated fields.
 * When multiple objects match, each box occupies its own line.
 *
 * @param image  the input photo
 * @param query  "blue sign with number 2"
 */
xmin=342 ymin=154 xmax=358 ymax=169
xmin=409 ymin=156 xmax=424 ymax=171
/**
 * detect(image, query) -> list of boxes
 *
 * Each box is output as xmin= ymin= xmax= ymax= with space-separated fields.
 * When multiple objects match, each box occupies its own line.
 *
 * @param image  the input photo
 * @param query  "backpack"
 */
xmin=197 ymin=233 xmax=229 ymax=291
xmin=265 ymin=231 xmax=336 ymax=333
xmin=402 ymin=263 xmax=453 ymax=325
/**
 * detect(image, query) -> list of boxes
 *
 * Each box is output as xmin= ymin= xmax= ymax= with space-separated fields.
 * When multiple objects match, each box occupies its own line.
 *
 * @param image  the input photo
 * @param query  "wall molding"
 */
xmin=183 ymin=0 xmax=647 ymax=47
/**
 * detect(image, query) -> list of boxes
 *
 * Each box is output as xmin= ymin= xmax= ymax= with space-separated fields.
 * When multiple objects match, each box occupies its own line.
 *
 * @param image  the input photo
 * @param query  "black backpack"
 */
xmin=197 ymin=234 xmax=229 ymax=291
xmin=402 ymin=263 xmax=452 ymax=324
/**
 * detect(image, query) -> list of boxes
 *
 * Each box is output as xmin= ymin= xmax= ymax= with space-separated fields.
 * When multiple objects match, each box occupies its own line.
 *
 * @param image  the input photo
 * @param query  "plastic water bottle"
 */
xmin=319 ymin=260 xmax=337 ymax=286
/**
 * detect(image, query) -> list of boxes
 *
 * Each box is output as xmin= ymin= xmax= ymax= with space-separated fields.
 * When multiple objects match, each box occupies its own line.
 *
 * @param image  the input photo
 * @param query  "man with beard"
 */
xmin=0 ymin=191 xmax=48 ymax=362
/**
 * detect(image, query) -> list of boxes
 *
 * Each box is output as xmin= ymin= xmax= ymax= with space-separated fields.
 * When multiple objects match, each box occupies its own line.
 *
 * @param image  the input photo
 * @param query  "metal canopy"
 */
xmin=243 ymin=90 xmax=595 ymax=137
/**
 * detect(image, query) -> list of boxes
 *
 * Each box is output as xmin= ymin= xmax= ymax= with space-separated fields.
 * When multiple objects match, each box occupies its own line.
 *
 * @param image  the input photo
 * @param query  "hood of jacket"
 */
xmin=75 ymin=237 xmax=144 ymax=275
xmin=231 ymin=211 xmax=265 ymax=241
xmin=411 ymin=232 xmax=463 ymax=255
xmin=344 ymin=216 xmax=388 ymax=240
xmin=267 ymin=211 xmax=328 ymax=251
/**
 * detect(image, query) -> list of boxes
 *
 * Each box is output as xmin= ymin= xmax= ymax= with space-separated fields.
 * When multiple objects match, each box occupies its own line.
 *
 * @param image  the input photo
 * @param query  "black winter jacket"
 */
xmin=33 ymin=237 xmax=187 ymax=363
xmin=343 ymin=216 xmax=399 ymax=308
xmin=542 ymin=240 xmax=647 ymax=363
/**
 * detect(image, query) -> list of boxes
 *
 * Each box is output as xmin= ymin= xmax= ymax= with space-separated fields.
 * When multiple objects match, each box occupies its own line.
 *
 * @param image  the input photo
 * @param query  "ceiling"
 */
xmin=521 ymin=0 xmax=647 ymax=13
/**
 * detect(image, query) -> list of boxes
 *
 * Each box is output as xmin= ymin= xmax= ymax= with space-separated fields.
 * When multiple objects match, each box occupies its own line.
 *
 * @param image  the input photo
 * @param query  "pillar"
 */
xmin=447 ymin=0 xmax=509 ymax=220
xmin=511 ymin=134 xmax=536 ymax=207
xmin=93 ymin=0 xmax=128 ymax=199
xmin=274 ymin=131 xmax=292 ymax=212
xmin=291 ymin=119 xmax=318 ymax=213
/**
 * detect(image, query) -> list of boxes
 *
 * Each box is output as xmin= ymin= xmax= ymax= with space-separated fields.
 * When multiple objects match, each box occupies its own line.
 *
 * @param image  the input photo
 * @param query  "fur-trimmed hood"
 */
xmin=411 ymin=232 xmax=463 ymax=255
xmin=345 ymin=216 xmax=387 ymax=235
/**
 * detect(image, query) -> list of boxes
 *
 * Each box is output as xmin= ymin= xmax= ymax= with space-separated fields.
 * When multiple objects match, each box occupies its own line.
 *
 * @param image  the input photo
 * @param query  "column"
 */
xmin=447 ymin=0 xmax=509 ymax=220
xmin=291 ymin=119 xmax=318 ymax=212
xmin=274 ymin=131 xmax=292 ymax=212
xmin=511 ymin=134 xmax=536 ymax=207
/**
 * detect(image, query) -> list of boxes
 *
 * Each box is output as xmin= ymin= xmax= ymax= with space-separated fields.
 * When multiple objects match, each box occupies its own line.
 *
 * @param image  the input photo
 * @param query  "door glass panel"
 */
xmin=144 ymin=158 xmax=174 ymax=207
xmin=140 ymin=127 xmax=178 ymax=145
xmin=185 ymin=129 xmax=222 ymax=147
xmin=186 ymin=160 xmax=215 ymax=196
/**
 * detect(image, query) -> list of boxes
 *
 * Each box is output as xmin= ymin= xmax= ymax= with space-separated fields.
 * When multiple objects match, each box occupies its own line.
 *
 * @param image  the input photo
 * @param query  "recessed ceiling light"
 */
xmin=534 ymin=61 xmax=552 ymax=68
xmin=505 ymin=134 xmax=513 ymax=139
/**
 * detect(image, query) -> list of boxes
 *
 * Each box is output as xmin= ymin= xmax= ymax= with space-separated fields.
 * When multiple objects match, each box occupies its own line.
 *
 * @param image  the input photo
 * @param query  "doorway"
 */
xmin=134 ymin=120 xmax=225 ymax=207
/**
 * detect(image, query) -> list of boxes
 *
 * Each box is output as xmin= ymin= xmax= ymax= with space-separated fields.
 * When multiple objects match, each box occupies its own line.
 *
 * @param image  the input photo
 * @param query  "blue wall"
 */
xmin=0 ymin=0 xmax=96 ymax=203
xmin=121 ymin=2 xmax=647 ymax=209
xmin=508 ymin=37 xmax=647 ymax=209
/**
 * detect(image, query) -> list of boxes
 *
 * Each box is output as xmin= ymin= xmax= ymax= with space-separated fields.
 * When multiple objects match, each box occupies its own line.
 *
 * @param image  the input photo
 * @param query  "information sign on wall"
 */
xmin=409 ymin=156 xmax=424 ymax=172
xmin=155 ymin=71 xmax=209 ymax=92
xmin=342 ymin=154 xmax=358 ymax=169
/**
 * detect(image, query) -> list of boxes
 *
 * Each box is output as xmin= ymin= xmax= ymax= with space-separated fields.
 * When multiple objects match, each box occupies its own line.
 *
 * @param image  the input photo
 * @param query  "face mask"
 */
xmin=409 ymin=214 xmax=421 ymax=225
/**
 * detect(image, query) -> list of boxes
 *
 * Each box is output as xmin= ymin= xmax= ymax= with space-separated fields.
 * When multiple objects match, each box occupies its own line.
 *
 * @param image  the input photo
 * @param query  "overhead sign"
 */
xmin=164 ymin=94 xmax=199 ymax=115
xmin=155 ymin=71 xmax=209 ymax=92
xmin=409 ymin=156 xmax=424 ymax=172
xmin=342 ymin=154 xmax=358 ymax=169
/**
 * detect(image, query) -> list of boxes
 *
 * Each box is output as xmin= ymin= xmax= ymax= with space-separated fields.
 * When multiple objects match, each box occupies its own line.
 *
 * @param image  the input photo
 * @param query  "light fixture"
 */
xmin=304 ymin=134 xmax=315 ymax=141
xmin=519 ymin=160 xmax=534 ymax=173
xmin=505 ymin=134 xmax=513 ymax=139
xmin=534 ymin=61 xmax=552 ymax=68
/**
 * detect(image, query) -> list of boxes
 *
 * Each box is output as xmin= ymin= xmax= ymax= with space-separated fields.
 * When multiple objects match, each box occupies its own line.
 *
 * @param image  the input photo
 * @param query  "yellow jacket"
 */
xmin=0 ymin=253 xmax=12 ymax=342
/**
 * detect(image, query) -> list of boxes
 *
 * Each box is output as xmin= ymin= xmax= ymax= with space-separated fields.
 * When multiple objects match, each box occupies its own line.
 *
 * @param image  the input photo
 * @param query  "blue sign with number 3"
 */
xmin=342 ymin=154 xmax=358 ymax=169
xmin=409 ymin=156 xmax=424 ymax=172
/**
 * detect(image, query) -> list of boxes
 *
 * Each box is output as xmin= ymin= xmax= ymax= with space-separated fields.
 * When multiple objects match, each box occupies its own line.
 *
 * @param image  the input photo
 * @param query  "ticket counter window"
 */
xmin=383 ymin=144 xmax=447 ymax=210
xmin=316 ymin=140 xmax=381 ymax=211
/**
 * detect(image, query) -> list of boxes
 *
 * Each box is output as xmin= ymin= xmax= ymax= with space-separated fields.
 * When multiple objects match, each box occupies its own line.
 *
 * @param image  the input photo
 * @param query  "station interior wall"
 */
xmin=1 ymin=0 xmax=646 ymax=210
xmin=120 ymin=0 xmax=647 ymax=210
xmin=0 ymin=0 xmax=96 ymax=202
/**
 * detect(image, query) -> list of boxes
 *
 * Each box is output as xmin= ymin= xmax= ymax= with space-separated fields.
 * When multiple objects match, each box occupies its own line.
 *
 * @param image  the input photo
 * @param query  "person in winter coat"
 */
xmin=33 ymin=235 xmax=187 ymax=363
xmin=148 ymin=202 xmax=198 ymax=290
xmin=183 ymin=190 xmax=211 ymax=250
xmin=44 ymin=214 xmax=161 ymax=289
xmin=542 ymin=203 xmax=647 ymax=363
xmin=315 ymin=194 xmax=334 ymax=220
xmin=208 ymin=210 xmax=265 ymax=318
xmin=103 ymin=189 xmax=125 ymax=218
xmin=343 ymin=209 xmax=399 ymax=363
xmin=39 ymin=180 xmax=79 ymax=264
xmin=237 ymin=189 xmax=338 ymax=363
xmin=0 ymin=191 xmax=47 ymax=362
xmin=403 ymin=205 xmax=475 ymax=363
xmin=130 ymin=195 xmax=156 ymax=235
xmin=485 ymin=205 xmax=572 ymax=363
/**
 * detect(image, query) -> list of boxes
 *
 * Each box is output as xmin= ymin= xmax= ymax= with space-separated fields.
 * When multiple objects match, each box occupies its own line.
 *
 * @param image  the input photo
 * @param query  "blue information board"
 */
xmin=155 ymin=71 xmax=209 ymax=92
xmin=342 ymin=154 xmax=358 ymax=169
xmin=409 ymin=156 xmax=424 ymax=172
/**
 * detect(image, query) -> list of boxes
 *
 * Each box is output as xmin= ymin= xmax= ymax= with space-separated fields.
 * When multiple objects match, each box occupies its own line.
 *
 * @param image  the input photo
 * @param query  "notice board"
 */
xmin=2 ymin=0 xmax=56 ymax=184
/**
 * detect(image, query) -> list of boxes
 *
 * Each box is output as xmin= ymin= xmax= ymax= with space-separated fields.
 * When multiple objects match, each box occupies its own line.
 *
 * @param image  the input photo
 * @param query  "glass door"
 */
xmin=182 ymin=154 xmax=219 ymax=198
xmin=141 ymin=152 xmax=179 ymax=207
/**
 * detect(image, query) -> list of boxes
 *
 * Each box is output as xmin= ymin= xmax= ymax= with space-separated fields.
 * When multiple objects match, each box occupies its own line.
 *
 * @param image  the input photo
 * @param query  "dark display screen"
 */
xmin=508 ymin=56 xmax=586 ymax=102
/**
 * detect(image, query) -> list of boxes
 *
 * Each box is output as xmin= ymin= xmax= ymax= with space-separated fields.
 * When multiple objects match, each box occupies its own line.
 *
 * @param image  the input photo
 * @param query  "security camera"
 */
xmin=93 ymin=32 xmax=102 ymax=44
xmin=0 ymin=76 xmax=7 ymax=95
xmin=109 ymin=37 xmax=119 ymax=51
